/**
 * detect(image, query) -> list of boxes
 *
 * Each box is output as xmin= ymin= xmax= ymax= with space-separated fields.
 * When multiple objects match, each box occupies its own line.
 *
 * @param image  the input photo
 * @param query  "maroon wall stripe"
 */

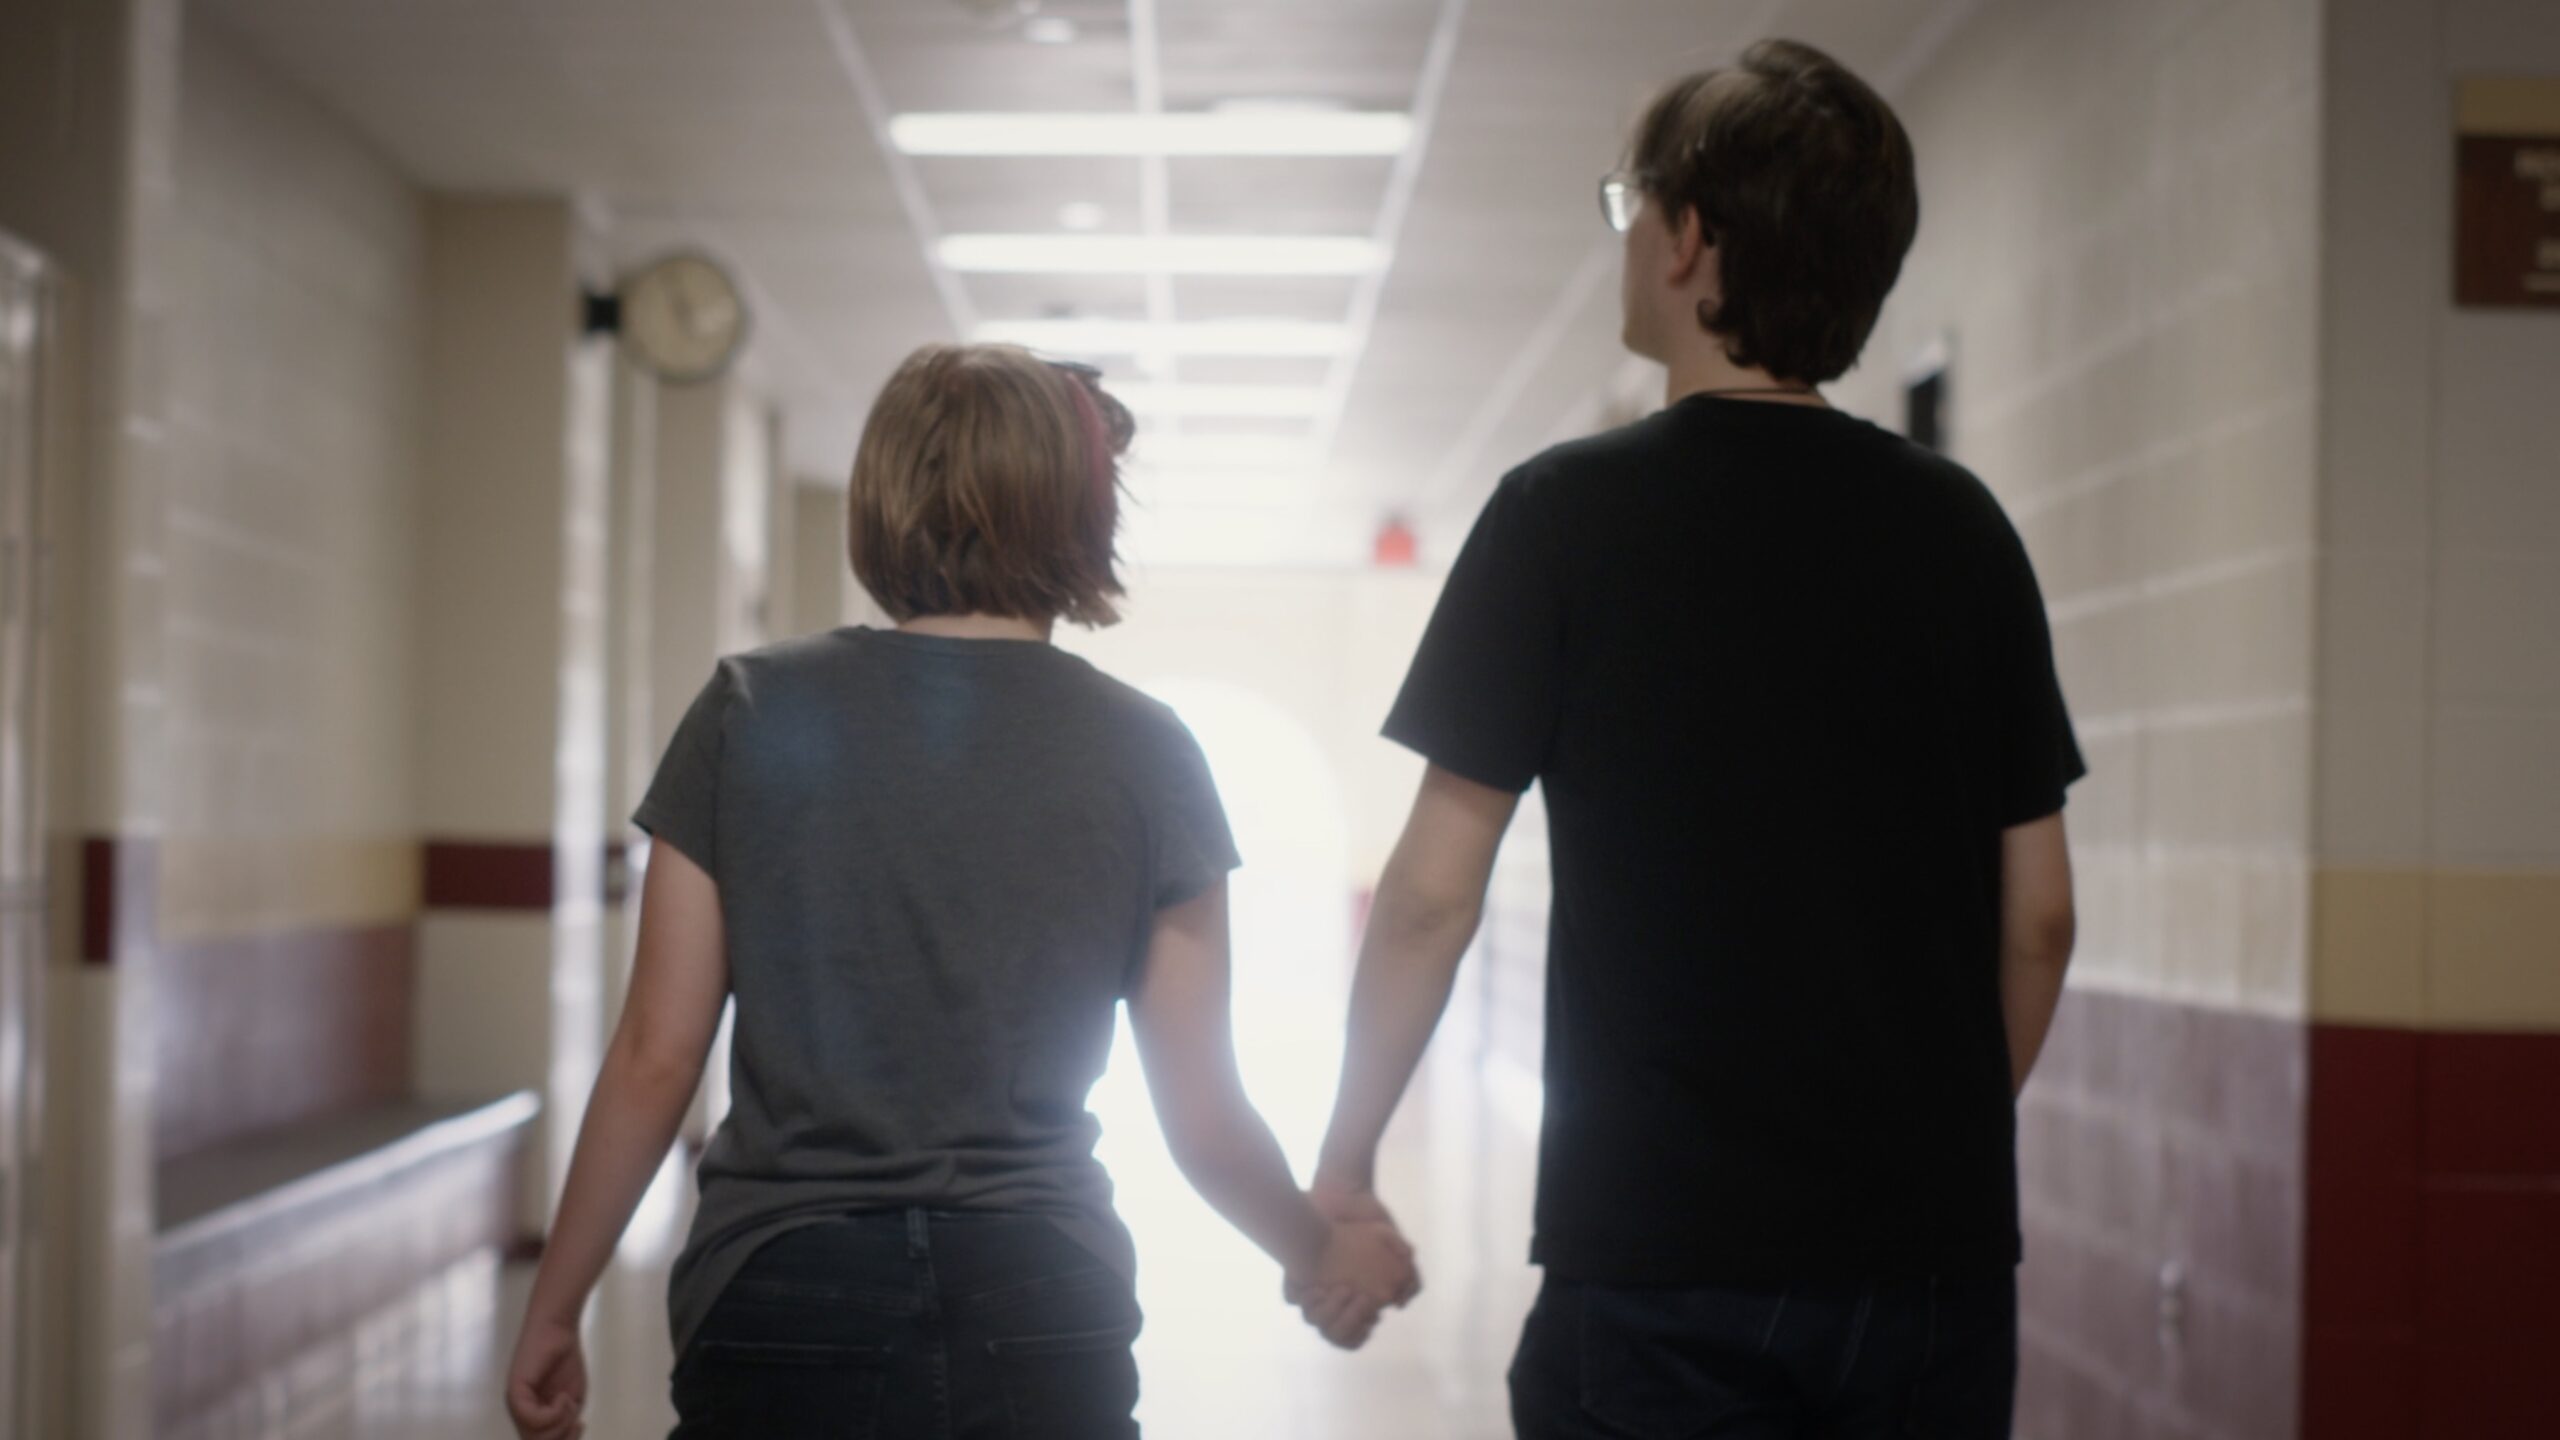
xmin=422 ymin=840 xmax=556 ymax=910
xmin=81 ymin=835 xmax=114 ymax=964
xmin=81 ymin=834 xmax=159 ymax=966
xmin=421 ymin=839 xmax=637 ymax=910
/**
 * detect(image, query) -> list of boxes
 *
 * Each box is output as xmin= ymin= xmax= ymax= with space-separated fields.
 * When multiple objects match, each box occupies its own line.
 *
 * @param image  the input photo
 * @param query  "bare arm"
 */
xmin=1998 ymin=811 xmax=2077 ymax=1095
xmin=507 ymin=841 xmax=727 ymax=1437
xmin=1313 ymin=764 xmax=1519 ymax=1195
xmin=1128 ymin=878 xmax=1336 ymax=1279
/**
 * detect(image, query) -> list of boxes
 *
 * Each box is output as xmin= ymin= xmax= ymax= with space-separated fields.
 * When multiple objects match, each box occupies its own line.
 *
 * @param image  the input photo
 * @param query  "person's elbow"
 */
xmin=1365 ymin=763 xmax=1517 ymax=955
xmin=1153 ymin=1084 xmax=1253 ymax=1183
xmin=613 ymin=1019 xmax=710 ymax=1098
xmin=1999 ymin=811 xmax=2077 ymax=970
xmin=2014 ymin=897 xmax=2076 ymax=970
xmin=1371 ymin=868 xmax=1483 ymax=953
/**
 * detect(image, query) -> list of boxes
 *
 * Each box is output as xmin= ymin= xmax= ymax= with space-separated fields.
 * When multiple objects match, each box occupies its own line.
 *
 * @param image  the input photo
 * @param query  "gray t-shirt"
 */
xmin=631 ymin=626 xmax=1240 ymax=1360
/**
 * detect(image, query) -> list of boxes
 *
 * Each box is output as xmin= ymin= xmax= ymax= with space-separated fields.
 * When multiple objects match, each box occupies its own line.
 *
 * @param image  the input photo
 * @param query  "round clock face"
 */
xmin=619 ymin=253 xmax=748 ymax=383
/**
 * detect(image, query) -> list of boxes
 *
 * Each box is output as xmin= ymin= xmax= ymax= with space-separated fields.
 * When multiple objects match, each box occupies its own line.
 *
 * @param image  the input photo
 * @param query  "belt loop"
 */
xmin=906 ymin=1206 xmax=930 ymax=1259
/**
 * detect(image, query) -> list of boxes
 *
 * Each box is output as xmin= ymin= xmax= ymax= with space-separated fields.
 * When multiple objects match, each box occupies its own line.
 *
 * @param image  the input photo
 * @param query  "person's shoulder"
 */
xmin=1801 ymin=415 xmax=2024 ymax=540
xmin=706 ymin=629 xmax=917 ymax=720
xmin=1067 ymin=659 xmax=1193 ymax=743
xmin=718 ymin=629 xmax=849 ymax=687
xmin=1495 ymin=407 xmax=1686 ymax=503
xmin=1033 ymin=656 xmax=1209 ymax=785
xmin=1896 ymin=443 xmax=2032 ymax=548
xmin=1457 ymin=415 xmax=1674 ymax=538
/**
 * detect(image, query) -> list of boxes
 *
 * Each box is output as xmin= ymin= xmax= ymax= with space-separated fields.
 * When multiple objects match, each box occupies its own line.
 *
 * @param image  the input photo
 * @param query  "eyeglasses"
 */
xmin=1599 ymin=169 xmax=1645 ymax=234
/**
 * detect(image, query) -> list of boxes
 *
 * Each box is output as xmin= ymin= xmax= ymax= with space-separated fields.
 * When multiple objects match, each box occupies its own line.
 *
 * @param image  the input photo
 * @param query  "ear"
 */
xmin=1665 ymin=204 xmax=1716 ymax=288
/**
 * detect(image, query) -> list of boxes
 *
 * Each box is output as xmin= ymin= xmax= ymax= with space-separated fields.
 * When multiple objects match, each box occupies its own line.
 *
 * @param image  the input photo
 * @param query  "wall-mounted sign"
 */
xmin=2456 ymin=77 xmax=2560 ymax=309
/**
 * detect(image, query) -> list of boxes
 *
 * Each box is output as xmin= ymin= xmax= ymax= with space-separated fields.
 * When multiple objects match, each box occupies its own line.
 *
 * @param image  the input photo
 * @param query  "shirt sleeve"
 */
xmin=632 ymin=661 xmax=733 ymax=872
xmin=1149 ymin=715 xmax=1242 ymax=910
xmin=1983 ymin=520 xmax=2088 ymax=827
xmin=1381 ymin=472 xmax=1565 ymax=793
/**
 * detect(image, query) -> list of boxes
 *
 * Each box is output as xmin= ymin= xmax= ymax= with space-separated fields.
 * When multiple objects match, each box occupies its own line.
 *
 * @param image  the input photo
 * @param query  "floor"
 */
xmin=310 ymin=1043 xmax=1542 ymax=1440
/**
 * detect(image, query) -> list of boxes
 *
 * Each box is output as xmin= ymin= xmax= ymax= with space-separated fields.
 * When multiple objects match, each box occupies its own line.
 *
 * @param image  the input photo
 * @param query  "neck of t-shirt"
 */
xmin=898 ymin=613 xmax=1055 ymax=644
xmin=1661 ymin=352 xmax=1830 ymax=412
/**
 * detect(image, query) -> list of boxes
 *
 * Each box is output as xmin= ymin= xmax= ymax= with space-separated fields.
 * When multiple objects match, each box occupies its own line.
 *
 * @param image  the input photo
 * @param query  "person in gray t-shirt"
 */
xmin=504 ymin=344 xmax=1419 ymax=1440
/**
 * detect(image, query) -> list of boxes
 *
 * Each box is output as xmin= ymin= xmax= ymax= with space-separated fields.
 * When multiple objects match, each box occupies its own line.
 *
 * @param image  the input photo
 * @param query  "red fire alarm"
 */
xmin=1374 ymin=514 xmax=1418 ymax=567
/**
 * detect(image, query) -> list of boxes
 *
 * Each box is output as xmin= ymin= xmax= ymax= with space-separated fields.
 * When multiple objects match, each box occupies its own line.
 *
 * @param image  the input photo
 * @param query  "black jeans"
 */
xmin=671 ymin=1209 xmax=1143 ymax=1440
xmin=1508 ymin=1270 xmax=2016 ymax=1439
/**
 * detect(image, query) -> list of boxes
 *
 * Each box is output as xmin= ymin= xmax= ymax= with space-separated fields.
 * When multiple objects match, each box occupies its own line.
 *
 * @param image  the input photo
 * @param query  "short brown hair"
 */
xmin=847 ymin=344 xmax=1133 ymax=627
xmin=1627 ymin=39 xmax=1919 ymax=383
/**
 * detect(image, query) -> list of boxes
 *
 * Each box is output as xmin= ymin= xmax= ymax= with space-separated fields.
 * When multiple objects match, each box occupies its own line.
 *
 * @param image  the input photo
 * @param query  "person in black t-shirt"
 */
xmin=1293 ymin=39 xmax=2084 ymax=1440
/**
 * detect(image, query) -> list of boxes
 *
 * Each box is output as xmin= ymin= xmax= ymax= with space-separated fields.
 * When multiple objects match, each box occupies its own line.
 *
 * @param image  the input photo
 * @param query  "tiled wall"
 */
xmin=2307 ymin=3 xmax=2560 ymax=1433
xmin=1841 ymin=0 xmax=2326 ymax=1018
xmin=158 ymin=15 xmax=427 ymax=1158
xmin=1824 ymin=2 xmax=2328 ymax=1435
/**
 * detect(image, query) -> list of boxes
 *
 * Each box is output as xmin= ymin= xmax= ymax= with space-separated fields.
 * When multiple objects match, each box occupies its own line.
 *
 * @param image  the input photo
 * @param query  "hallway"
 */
xmin=4 ymin=1 xmax=2558 ymax=1437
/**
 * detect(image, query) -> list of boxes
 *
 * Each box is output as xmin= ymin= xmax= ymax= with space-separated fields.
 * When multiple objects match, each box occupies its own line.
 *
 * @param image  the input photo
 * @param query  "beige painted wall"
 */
xmin=1832 ymin=0 xmax=2329 ymax=1020
xmin=2313 ymin=0 xmax=2560 ymax=1031
xmin=648 ymin=380 xmax=775 ymax=766
xmin=409 ymin=196 xmax=610 ymax=1230
xmin=787 ymin=483 xmax=850 ymax=641
xmin=415 ymin=200 xmax=579 ymax=837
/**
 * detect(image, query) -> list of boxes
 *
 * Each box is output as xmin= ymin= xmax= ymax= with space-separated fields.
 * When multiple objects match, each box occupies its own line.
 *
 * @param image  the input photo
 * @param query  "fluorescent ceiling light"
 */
xmin=891 ymin=111 xmax=1411 ymax=157
xmin=939 ymin=234 xmax=1385 ymax=276
xmin=1114 ymin=384 xmax=1327 ymax=419
xmin=976 ymin=318 xmax=1354 ymax=358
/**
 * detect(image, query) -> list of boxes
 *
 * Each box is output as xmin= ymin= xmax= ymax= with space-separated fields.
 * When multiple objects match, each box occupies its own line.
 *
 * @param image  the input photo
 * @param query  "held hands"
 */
xmin=504 ymin=1313 xmax=589 ymax=1440
xmin=1283 ymin=1176 xmax=1423 ymax=1350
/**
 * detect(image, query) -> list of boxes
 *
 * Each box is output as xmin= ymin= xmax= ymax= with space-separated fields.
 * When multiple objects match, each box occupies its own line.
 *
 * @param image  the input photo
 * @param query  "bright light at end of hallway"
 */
xmin=1127 ymin=432 xmax=1321 ymax=469
xmin=1086 ymin=679 xmax=1356 ymax=1426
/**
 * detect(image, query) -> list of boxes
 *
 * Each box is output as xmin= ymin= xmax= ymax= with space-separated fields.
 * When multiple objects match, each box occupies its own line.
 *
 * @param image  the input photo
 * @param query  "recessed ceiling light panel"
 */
xmin=977 ymin=318 xmax=1354 ymax=357
xmin=891 ymin=112 xmax=1412 ymax=157
xmin=939 ymin=234 xmax=1386 ymax=276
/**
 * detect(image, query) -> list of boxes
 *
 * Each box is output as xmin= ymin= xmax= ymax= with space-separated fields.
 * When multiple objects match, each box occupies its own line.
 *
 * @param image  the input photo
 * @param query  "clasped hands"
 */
xmin=1282 ymin=1174 xmax=1422 ymax=1350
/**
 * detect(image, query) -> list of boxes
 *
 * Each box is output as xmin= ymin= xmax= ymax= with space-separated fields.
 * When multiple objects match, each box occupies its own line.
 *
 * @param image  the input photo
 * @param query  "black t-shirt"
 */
xmin=1385 ymin=395 xmax=2085 ymax=1284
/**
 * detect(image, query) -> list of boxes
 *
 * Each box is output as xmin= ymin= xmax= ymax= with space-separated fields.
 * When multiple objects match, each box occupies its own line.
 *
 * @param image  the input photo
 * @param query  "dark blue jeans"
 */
xmin=1508 ymin=1270 xmax=2016 ymax=1439
xmin=671 ymin=1209 xmax=1143 ymax=1440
